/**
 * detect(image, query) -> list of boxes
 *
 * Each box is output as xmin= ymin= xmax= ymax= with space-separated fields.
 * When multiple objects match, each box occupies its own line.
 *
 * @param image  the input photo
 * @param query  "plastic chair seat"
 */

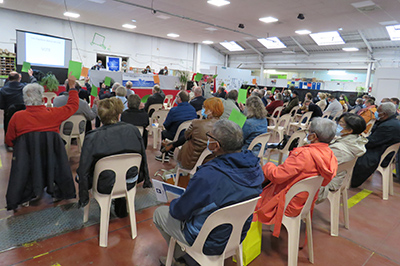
xmin=281 ymin=176 xmax=324 ymax=266
xmin=60 ymin=114 xmax=87 ymax=159
xmin=83 ymin=153 xmax=142 ymax=247
xmin=267 ymin=130 xmax=306 ymax=165
xmin=174 ymin=148 xmax=212 ymax=186
xmin=151 ymin=109 xmax=169 ymax=149
xmin=165 ymin=197 xmax=260 ymax=266
xmin=247 ymin=133 xmax=271 ymax=166
xmin=162 ymin=120 xmax=193 ymax=163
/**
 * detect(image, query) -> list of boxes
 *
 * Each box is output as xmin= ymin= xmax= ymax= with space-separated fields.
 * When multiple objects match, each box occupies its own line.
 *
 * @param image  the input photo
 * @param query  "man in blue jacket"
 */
xmin=153 ymin=120 xmax=264 ymax=265
xmin=155 ymin=90 xmax=197 ymax=162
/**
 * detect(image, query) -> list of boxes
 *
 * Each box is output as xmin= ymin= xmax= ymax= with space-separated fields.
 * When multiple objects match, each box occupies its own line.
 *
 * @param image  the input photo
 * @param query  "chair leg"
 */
xmin=390 ymin=163 xmax=394 ymax=196
xmin=382 ymin=168 xmax=389 ymax=200
xmin=153 ymin=128 xmax=158 ymax=149
xmin=342 ymin=189 xmax=350 ymax=230
xmin=126 ymin=191 xmax=137 ymax=239
xmin=166 ymin=238 xmax=177 ymax=266
xmin=235 ymin=244 xmax=244 ymax=266
xmin=278 ymin=152 xmax=283 ymax=165
xmin=98 ymin=198 xmax=112 ymax=247
xmin=285 ymin=219 xmax=301 ymax=266
xmin=83 ymin=201 xmax=90 ymax=223
xmin=329 ymin=191 xmax=340 ymax=237
xmin=174 ymin=168 xmax=181 ymax=186
xmin=305 ymin=213 xmax=314 ymax=264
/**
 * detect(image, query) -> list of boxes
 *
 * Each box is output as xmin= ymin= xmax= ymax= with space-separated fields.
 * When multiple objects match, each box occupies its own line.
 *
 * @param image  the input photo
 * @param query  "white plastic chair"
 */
xmin=136 ymin=126 xmax=144 ymax=136
xmin=148 ymin=103 xmax=163 ymax=115
xmin=326 ymin=158 xmax=357 ymax=236
xmin=267 ymin=130 xmax=307 ymax=165
xmin=83 ymin=153 xmax=142 ymax=247
xmin=174 ymin=148 xmax=212 ymax=186
xmin=248 ymin=132 xmax=271 ymax=166
xmin=151 ymin=109 xmax=169 ymax=149
xmin=331 ymin=110 xmax=343 ymax=121
xmin=163 ymin=95 xmax=174 ymax=109
xmin=60 ymin=114 xmax=86 ymax=159
xmin=196 ymin=109 xmax=203 ymax=119
xmin=289 ymin=111 xmax=313 ymax=133
xmin=281 ymin=176 xmax=323 ymax=266
xmin=322 ymin=111 xmax=331 ymax=119
xmin=289 ymin=106 xmax=300 ymax=122
xmin=161 ymin=120 xmax=193 ymax=163
xmin=165 ymin=196 xmax=261 ymax=266
xmin=42 ymin=92 xmax=57 ymax=107
xmin=267 ymin=106 xmax=284 ymax=127
xmin=268 ymin=114 xmax=291 ymax=143
xmin=376 ymin=142 xmax=400 ymax=200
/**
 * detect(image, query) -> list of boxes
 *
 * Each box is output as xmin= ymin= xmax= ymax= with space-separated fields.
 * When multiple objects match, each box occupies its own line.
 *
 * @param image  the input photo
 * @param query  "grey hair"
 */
xmin=275 ymin=93 xmax=283 ymax=101
xmin=246 ymin=96 xmax=267 ymax=119
xmin=23 ymin=83 xmax=44 ymax=106
xmin=193 ymin=86 xmax=202 ymax=96
xmin=309 ymin=117 xmax=336 ymax=144
xmin=212 ymin=119 xmax=243 ymax=153
xmin=380 ymin=102 xmax=397 ymax=117
xmin=116 ymin=85 xmax=127 ymax=96
xmin=112 ymin=82 xmax=121 ymax=91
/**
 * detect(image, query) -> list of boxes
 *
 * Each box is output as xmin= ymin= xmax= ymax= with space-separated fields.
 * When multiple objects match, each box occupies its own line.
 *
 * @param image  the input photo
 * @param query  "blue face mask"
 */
xmin=201 ymin=108 xmax=208 ymax=118
xmin=362 ymin=104 xmax=366 ymax=108
xmin=290 ymin=93 xmax=293 ymax=98
xmin=336 ymin=124 xmax=344 ymax=136
xmin=375 ymin=111 xmax=380 ymax=120
xmin=98 ymin=62 xmax=102 ymax=66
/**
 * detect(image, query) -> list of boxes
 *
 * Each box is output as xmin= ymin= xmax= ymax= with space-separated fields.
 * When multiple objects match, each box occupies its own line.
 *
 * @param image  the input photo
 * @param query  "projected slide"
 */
xmin=25 ymin=33 xmax=66 ymax=67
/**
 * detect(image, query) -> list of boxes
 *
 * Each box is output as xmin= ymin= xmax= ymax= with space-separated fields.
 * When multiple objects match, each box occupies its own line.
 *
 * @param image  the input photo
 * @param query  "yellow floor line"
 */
xmin=348 ymin=189 xmax=372 ymax=209
xmin=33 ymin=252 xmax=49 ymax=259
xmin=263 ymin=157 xmax=279 ymax=163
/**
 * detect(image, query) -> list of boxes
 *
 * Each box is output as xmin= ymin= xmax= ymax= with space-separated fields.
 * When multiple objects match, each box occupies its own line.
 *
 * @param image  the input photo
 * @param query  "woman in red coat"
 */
xmin=254 ymin=117 xmax=338 ymax=237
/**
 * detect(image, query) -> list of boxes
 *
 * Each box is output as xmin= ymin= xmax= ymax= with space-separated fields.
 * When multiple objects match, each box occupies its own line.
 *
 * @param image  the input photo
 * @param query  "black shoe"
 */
xmin=155 ymin=154 xmax=169 ymax=162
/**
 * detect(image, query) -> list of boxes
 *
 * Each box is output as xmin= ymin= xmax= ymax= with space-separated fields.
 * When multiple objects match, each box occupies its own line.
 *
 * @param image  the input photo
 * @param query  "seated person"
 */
xmin=125 ymin=81 xmax=134 ymax=97
xmin=351 ymin=102 xmax=400 ymax=187
xmin=316 ymin=92 xmax=327 ymax=111
xmin=158 ymin=66 xmax=168 ymax=75
xmin=142 ymin=65 xmax=152 ymax=74
xmin=76 ymin=97 xmax=151 ymax=214
xmin=91 ymin=60 xmax=105 ymax=70
xmin=220 ymin=90 xmax=240 ymax=120
xmin=281 ymin=90 xmax=299 ymax=115
xmin=153 ymin=120 xmax=263 ymax=264
xmin=351 ymin=98 xmax=364 ymax=113
xmin=155 ymin=91 xmax=197 ymax=162
xmin=189 ymin=86 xmax=205 ymax=112
xmin=144 ymin=85 xmax=165 ymax=116
xmin=213 ymin=86 xmax=227 ymax=99
xmin=318 ymin=113 xmax=367 ymax=202
xmin=115 ymin=85 xmax=128 ymax=111
xmin=6 ymin=74 xmax=79 ymax=147
xmin=324 ymin=95 xmax=343 ymax=119
xmin=242 ymin=96 xmax=268 ymax=152
xmin=63 ymin=76 xmax=92 ymax=103
xmin=121 ymin=94 xmax=150 ymax=148
xmin=301 ymin=100 xmax=323 ymax=118
xmin=163 ymin=97 xmax=224 ymax=167
xmin=54 ymin=81 xmax=98 ymax=133
xmin=358 ymin=99 xmax=377 ymax=133
xmin=254 ymin=118 xmax=338 ymax=237
xmin=266 ymin=93 xmax=284 ymax=115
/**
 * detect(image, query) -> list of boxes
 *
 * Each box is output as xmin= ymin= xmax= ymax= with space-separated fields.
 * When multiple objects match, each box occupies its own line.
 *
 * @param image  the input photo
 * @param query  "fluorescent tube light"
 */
xmin=386 ymin=24 xmax=400 ymax=41
xmin=257 ymin=37 xmax=286 ymax=49
xmin=122 ymin=24 xmax=136 ymax=29
xmin=202 ymin=40 xmax=214 ymax=44
xmin=295 ymin=29 xmax=311 ymax=35
xmin=167 ymin=33 xmax=180 ymax=38
xmin=342 ymin=47 xmax=359 ymax=52
xmin=63 ymin=12 xmax=80 ymax=18
xmin=259 ymin=17 xmax=278 ymax=23
xmin=207 ymin=0 xmax=230 ymax=7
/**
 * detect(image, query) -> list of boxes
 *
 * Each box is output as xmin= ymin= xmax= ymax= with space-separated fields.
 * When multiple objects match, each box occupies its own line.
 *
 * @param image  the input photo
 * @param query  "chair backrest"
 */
xmin=189 ymin=197 xmax=260 ymax=260
xmin=248 ymin=133 xmax=272 ymax=158
xmin=275 ymin=114 xmax=292 ymax=130
xmin=43 ymin=92 xmax=57 ymax=107
xmin=196 ymin=109 xmax=203 ymax=119
xmin=332 ymin=110 xmax=343 ymax=121
xmin=164 ymin=95 xmax=174 ymax=109
xmin=378 ymin=142 xmax=400 ymax=168
xmin=148 ymin=103 xmax=163 ymax=114
xmin=173 ymin=120 xmax=192 ymax=142
xmin=136 ymin=126 xmax=144 ymax=136
xmin=337 ymin=158 xmax=358 ymax=191
xmin=151 ymin=109 xmax=169 ymax=126
xmin=190 ymin=148 xmax=213 ymax=174
xmin=300 ymin=111 xmax=313 ymax=125
xmin=271 ymin=106 xmax=284 ymax=118
xmin=349 ymin=109 xmax=357 ymax=114
xmin=284 ymin=176 xmax=323 ymax=219
xmin=281 ymin=130 xmax=307 ymax=155
xmin=60 ymin=114 xmax=87 ymax=138
xmin=322 ymin=111 xmax=331 ymax=119
xmin=290 ymin=106 xmax=300 ymax=117
xmin=92 ymin=153 xmax=142 ymax=198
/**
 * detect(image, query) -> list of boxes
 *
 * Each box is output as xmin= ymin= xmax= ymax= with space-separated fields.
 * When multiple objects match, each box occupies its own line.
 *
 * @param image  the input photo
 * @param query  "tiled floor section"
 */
xmin=0 ymin=119 xmax=400 ymax=265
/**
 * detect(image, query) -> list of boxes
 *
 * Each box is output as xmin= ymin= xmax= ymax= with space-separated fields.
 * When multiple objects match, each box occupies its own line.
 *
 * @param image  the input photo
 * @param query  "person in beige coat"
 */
xmin=316 ymin=92 xmax=327 ymax=111
xmin=317 ymin=113 xmax=367 ymax=202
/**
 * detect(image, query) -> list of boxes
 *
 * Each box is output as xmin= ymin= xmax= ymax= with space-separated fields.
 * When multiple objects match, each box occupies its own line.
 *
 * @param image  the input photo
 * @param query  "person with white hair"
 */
xmin=351 ymin=102 xmax=400 ymax=187
xmin=189 ymin=86 xmax=205 ymax=111
xmin=254 ymin=117 xmax=338 ymax=238
xmin=5 ymin=73 xmax=79 ymax=148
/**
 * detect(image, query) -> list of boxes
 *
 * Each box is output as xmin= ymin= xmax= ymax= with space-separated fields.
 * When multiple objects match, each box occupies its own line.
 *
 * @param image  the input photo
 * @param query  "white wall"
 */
xmin=372 ymin=68 xmax=400 ymax=102
xmin=0 ymin=9 xmax=224 ymax=72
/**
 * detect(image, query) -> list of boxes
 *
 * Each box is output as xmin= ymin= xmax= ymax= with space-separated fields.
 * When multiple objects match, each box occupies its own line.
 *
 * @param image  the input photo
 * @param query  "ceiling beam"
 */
xmin=290 ymin=36 xmax=309 ymax=56
xmin=358 ymin=30 xmax=373 ymax=54
xmin=242 ymin=41 xmax=264 ymax=61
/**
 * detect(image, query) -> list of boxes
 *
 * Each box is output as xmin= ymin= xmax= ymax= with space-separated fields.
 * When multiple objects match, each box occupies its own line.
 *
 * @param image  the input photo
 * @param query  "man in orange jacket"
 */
xmin=254 ymin=118 xmax=338 ymax=237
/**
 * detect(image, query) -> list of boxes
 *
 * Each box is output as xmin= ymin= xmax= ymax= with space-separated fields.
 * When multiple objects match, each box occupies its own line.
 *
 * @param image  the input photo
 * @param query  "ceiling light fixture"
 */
xmin=342 ymin=47 xmax=359 ymax=52
xmin=220 ymin=41 xmax=244 ymax=51
xmin=259 ymin=16 xmax=278 ymax=23
xmin=202 ymin=40 xmax=214 ymax=44
xmin=63 ymin=12 xmax=80 ymax=18
xmin=257 ymin=37 xmax=286 ymax=49
xmin=122 ymin=24 xmax=136 ymax=29
xmin=207 ymin=0 xmax=230 ymax=7
xmin=386 ymin=24 xmax=400 ymax=41
xmin=88 ymin=0 xmax=106 ymax=3
xmin=131 ymin=19 xmax=136 ymax=23
xmin=0 ymin=0 xmax=4 ymax=3
xmin=309 ymin=31 xmax=345 ymax=46
xmin=167 ymin=33 xmax=180 ymax=38
xmin=328 ymin=70 xmax=346 ymax=76
xmin=295 ymin=29 xmax=311 ymax=35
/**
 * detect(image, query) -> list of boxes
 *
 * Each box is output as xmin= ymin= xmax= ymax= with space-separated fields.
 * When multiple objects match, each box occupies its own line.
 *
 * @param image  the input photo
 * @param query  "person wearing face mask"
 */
xmin=91 ymin=60 xmax=105 ymax=70
xmin=324 ymin=95 xmax=343 ymax=119
xmin=281 ymin=90 xmax=299 ymax=115
xmin=317 ymin=113 xmax=367 ymax=202
xmin=142 ymin=65 xmax=152 ymax=74
xmin=351 ymin=102 xmax=400 ymax=187
xmin=254 ymin=117 xmax=338 ymax=238
xmin=266 ymin=93 xmax=284 ymax=115
xmin=357 ymin=99 xmax=377 ymax=133
xmin=153 ymin=119 xmax=263 ymax=265
xmin=316 ymin=92 xmax=327 ymax=111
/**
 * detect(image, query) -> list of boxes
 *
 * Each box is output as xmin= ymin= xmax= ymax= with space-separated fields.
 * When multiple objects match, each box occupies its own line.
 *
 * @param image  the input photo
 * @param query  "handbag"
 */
xmin=233 ymin=221 xmax=262 ymax=265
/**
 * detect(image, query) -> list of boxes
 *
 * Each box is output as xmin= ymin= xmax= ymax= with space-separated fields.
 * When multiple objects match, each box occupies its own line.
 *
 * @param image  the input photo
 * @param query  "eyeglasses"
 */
xmin=206 ymin=132 xmax=221 ymax=146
